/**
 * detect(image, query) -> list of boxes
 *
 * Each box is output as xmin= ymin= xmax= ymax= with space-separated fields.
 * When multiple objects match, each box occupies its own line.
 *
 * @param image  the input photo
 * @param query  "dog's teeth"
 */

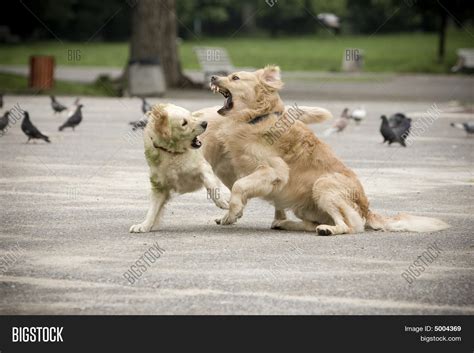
xmin=216 ymin=87 xmax=220 ymax=93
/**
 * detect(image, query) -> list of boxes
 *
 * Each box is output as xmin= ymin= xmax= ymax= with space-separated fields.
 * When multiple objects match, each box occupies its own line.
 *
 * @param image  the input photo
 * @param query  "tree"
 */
xmin=129 ymin=0 xmax=194 ymax=88
xmin=408 ymin=0 xmax=474 ymax=62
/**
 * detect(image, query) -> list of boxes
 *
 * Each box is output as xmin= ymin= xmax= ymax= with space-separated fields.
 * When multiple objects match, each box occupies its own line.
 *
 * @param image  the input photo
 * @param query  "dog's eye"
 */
xmin=232 ymin=75 xmax=240 ymax=80
xmin=182 ymin=119 xmax=188 ymax=126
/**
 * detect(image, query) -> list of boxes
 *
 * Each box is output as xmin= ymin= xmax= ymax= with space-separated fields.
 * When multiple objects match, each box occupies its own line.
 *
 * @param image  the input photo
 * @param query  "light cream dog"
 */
xmin=194 ymin=104 xmax=332 ymax=223
xmin=207 ymin=65 xmax=449 ymax=235
xmin=129 ymin=103 xmax=228 ymax=233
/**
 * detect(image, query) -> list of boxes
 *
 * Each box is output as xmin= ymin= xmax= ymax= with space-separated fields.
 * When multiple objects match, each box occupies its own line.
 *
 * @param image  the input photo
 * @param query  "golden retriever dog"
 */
xmin=129 ymin=103 xmax=228 ymax=233
xmin=194 ymin=103 xmax=332 ymax=223
xmin=208 ymin=65 xmax=449 ymax=235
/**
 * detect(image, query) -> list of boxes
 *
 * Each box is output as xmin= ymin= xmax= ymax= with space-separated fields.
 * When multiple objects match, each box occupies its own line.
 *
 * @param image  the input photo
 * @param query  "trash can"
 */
xmin=128 ymin=58 xmax=166 ymax=97
xmin=29 ymin=55 xmax=55 ymax=90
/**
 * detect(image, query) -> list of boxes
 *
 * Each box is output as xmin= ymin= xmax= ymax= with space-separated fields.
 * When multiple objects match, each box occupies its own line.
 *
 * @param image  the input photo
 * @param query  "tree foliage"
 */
xmin=1 ymin=0 xmax=472 ymax=41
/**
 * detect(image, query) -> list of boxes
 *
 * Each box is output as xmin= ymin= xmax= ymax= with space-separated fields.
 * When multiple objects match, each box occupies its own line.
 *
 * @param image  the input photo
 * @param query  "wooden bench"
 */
xmin=452 ymin=48 xmax=474 ymax=72
xmin=193 ymin=47 xmax=235 ymax=85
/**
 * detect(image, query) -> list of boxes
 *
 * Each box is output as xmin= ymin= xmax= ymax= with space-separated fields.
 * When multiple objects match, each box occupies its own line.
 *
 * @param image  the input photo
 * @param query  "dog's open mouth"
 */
xmin=210 ymin=83 xmax=233 ymax=115
xmin=191 ymin=136 xmax=202 ymax=149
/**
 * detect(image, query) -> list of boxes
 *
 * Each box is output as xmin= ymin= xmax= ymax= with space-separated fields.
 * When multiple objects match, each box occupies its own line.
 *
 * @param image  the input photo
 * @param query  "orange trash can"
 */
xmin=29 ymin=56 xmax=55 ymax=90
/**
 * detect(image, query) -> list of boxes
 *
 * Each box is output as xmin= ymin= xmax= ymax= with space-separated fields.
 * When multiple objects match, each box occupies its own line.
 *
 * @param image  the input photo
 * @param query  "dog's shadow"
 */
xmin=129 ymin=222 xmax=320 ymax=239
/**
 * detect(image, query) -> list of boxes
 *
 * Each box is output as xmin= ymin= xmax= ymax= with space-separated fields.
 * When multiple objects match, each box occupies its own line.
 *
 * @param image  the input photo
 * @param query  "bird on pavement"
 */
xmin=50 ymin=96 xmax=68 ymax=114
xmin=59 ymin=104 xmax=83 ymax=131
xmin=141 ymin=98 xmax=151 ymax=114
xmin=350 ymin=106 xmax=366 ymax=124
xmin=388 ymin=112 xmax=408 ymax=128
xmin=21 ymin=111 xmax=50 ymax=143
xmin=129 ymin=117 xmax=148 ymax=130
xmin=130 ymin=98 xmax=151 ymax=130
xmin=0 ymin=111 xmax=9 ymax=135
xmin=380 ymin=115 xmax=397 ymax=144
xmin=450 ymin=122 xmax=474 ymax=135
xmin=380 ymin=115 xmax=411 ymax=147
xmin=65 ymin=97 xmax=81 ymax=119
xmin=323 ymin=108 xmax=350 ymax=136
xmin=392 ymin=117 xmax=412 ymax=146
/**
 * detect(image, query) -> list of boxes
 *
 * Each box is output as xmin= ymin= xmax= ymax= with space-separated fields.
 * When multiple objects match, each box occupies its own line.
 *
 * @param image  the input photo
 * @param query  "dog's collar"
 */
xmin=153 ymin=142 xmax=185 ymax=155
xmin=248 ymin=111 xmax=282 ymax=125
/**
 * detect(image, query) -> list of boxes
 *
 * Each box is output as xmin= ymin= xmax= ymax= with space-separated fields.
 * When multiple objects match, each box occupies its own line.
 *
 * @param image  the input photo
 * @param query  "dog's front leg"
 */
xmin=201 ymin=162 xmax=229 ymax=210
xmin=271 ymin=219 xmax=319 ymax=231
xmin=130 ymin=191 xmax=168 ymax=233
xmin=216 ymin=162 xmax=288 ymax=226
xmin=274 ymin=209 xmax=287 ymax=221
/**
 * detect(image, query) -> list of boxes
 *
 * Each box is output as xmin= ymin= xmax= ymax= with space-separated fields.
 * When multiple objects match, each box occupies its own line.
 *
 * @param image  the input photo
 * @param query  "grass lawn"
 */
xmin=0 ymin=73 xmax=117 ymax=96
xmin=0 ymin=29 xmax=472 ymax=73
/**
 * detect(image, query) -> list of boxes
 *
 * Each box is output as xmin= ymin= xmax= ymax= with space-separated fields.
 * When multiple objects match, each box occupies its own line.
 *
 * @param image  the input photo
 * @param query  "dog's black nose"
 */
xmin=200 ymin=121 xmax=208 ymax=129
xmin=210 ymin=76 xmax=217 ymax=82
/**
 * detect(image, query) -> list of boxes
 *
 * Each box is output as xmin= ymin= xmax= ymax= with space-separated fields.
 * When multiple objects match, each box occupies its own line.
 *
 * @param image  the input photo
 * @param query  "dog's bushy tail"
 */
xmin=366 ymin=211 xmax=449 ymax=233
xmin=296 ymin=106 xmax=333 ymax=124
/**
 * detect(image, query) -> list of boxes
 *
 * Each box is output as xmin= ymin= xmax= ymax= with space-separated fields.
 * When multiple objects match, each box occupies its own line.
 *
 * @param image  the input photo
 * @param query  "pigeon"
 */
xmin=380 ymin=115 xmax=411 ymax=147
xmin=0 ymin=93 xmax=3 ymax=109
xmin=129 ymin=117 xmax=148 ymax=130
xmin=450 ymin=122 xmax=474 ymax=135
xmin=65 ymin=97 xmax=81 ymax=119
xmin=392 ymin=117 xmax=412 ymax=146
xmin=317 ymin=13 xmax=340 ymax=34
xmin=350 ymin=107 xmax=366 ymax=124
xmin=0 ymin=111 xmax=9 ymax=135
xmin=21 ymin=111 xmax=50 ymax=143
xmin=50 ymin=96 xmax=68 ymax=114
xmin=129 ymin=98 xmax=151 ymax=130
xmin=141 ymin=98 xmax=151 ymax=114
xmin=323 ymin=108 xmax=350 ymax=136
xmin=380 ymin=115 xmax=397 ymax=143
xmin=59 ymin=104 xmax=83 ymax=131
xmin=388 ymin=113 xmax=408 ymax=128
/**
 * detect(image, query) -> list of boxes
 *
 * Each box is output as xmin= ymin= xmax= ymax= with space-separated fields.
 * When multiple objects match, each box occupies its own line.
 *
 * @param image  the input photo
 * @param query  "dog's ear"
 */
xmin=150 ymin=105 xmax=171 ymax=139
xmin=259 ymin=65 xmax=283 ymax=90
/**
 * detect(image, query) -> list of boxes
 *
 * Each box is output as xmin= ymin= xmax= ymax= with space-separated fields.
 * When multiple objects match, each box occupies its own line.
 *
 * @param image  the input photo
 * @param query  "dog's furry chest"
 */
xmin=147 ymin=149 xmax=205 ymax=194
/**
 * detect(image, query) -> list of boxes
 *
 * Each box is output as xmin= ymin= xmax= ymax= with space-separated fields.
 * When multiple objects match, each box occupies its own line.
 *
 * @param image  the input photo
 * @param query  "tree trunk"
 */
xmin=129 ymin=0 xmax=195 ymax=89
xmin=437 ymin=9 xmax=447 ymax=63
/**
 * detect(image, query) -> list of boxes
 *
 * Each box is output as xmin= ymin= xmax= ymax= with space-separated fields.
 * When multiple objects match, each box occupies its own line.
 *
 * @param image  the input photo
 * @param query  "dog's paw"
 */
xmin=316 ymin=225 xmax=334 ymax=236
xmin=271 ymin=219 xmax=284 ymax=230
xmin=129 ymin=223 xmax=152 ymax=233
xmin=214 ymin=198 xmax=229 ymax=210
xmin=215 ymin=213 xmax=236 ymax=225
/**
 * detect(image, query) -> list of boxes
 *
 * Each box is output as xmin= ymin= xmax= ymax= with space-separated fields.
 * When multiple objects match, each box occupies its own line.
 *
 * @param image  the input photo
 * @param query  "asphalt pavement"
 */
xmin=0 ymin=94 xmax=473 ymax=314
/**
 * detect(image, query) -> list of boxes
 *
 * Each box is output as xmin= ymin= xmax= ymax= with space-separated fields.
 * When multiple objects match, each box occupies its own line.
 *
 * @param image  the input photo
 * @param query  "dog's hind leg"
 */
xmin=312 ymin=174 xmax=366 ymax=236
xmin=130 ymin=191 xmax=168 ymax=233
xmin=216 ymin=161 xmax=289 ymax=225
xmin=313 ymin=196 xmax=365 ymax=236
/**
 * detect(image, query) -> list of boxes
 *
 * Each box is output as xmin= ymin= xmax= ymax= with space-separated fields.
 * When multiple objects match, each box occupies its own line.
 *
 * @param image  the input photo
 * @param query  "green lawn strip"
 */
xmin=0 ymin=72 xmax=115 ymax=96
